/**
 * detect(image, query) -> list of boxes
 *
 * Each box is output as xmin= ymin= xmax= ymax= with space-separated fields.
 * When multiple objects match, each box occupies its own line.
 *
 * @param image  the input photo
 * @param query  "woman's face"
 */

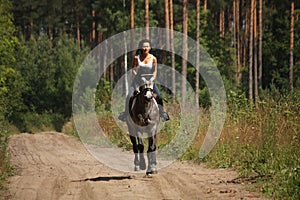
xmin=142 ymin=42 xmax=151 ymax=54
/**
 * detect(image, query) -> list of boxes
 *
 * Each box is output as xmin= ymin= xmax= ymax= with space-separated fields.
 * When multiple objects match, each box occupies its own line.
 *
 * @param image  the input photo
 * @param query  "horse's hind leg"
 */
xmin=146 ymin=135 xmax=157 ymax=175
xmin=137 ymin=137 xmax=146 ymax=170
xmin=130 ymin=135 xmax=140 ymax=171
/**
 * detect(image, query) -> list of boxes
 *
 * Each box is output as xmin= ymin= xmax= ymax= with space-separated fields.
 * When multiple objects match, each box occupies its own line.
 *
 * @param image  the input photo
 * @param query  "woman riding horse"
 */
xmin=126 ymin=74 xmax=159 ymax=174
xmin=118 ymin=39 xmax=169 ymax=122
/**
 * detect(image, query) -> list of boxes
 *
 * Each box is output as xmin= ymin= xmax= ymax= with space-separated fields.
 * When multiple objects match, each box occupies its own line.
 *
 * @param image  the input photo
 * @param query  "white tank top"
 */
xmin=137 ymin=55 xmax=154 ymax=72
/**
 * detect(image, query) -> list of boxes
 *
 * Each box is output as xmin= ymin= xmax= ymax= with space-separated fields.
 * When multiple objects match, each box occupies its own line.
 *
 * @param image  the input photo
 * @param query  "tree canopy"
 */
xmin=0 ymin=0 xmax=299 ymax=129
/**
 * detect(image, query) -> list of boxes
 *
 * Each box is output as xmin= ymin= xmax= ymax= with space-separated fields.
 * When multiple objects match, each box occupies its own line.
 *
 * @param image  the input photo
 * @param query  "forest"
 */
xmin=0 ymin=0 xmax=299 ymax=199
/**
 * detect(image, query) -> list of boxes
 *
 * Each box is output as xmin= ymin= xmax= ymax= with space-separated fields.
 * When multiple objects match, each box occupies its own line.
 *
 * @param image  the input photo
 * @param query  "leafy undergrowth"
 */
xmin=203 ymin=90 xmax=300 ymax=200
xmin=0 ymin=118 xmax=14 ymax=190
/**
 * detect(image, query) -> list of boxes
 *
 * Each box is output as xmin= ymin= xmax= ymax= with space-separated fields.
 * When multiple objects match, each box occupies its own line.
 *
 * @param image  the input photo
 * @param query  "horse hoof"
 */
xmin=146 ymin=168 xmax=157 ymax=175
xmin=146 ymin=170 xmax=157 ymax=175
xmin=140 ymin=157 xmax=146 ymax=170
xmin=134 ymin=166 xmax=140 ymax=171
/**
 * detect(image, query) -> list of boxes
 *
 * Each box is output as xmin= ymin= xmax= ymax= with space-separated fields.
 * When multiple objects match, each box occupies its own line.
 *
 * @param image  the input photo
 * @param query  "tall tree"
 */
xmin=204 ymin=0 xmax=207 ymax=11
xmin=254 ymin=0 xmax=258 ymax=102
xmin=75 ymin=0 xmax=81 ymax=48
xmin=242 ymin=0 xmax=249 ymax=74
xmin=145 ymin=0 xmax=149 ymax=39
xmin=130 ymin=0 xmax=134 ymax=52
xmin=219 ymin=9 xmax=225 ymax=37
xmin=170 ymin=0 xmax=176 ymax=101
xmin=164 ymin=0 xmax=170 ymax=50
xmin=92 ymin=8 xmax=96 ymax=46
xmin=181 ymin=0 xmax=188 ymax=104
xmin=235 ymin=0 xmax=242 ymax=85
xmin=195 ymin=0 xmax=200 ymax=105
xmin=289 ymin=1 xmax=294 ymax=90
xmin=249 ymin=0 xmax=254 ymax=103
xmin=258 ymin=0 xmax=263 ymax=89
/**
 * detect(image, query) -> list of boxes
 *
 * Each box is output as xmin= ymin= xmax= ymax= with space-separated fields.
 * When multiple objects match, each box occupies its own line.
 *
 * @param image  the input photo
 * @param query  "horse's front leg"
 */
xmin=137 ymin=134 xmax=146 ymax=170
xmin=130 ymin=135 xmax=140 ymax=171
xmin=146 ymin=134 xmax=157 ymax=175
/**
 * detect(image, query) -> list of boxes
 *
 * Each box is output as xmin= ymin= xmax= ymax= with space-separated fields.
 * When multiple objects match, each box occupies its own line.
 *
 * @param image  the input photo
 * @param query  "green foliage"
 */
xmin=204 ymin=89 xmax=300 ymax=199
xmin=95 ymin=77 xmax=112 ymax=112
xmin=13 ymin=35 xmax=85 ymax=132
xmin=0 ymin=0 xmax=19 ymax=66
xmin=0 ymin=116 xmax=14 ymax=189
xmin=0 ymin=67 xmax=23 ymax=119
xmin=0 ymin=0 xmax=19 ymax=189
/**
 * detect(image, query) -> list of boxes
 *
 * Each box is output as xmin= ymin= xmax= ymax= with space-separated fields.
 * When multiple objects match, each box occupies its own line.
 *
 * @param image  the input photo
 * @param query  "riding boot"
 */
xmin=156 ymin=97 xmax=170 ymax=122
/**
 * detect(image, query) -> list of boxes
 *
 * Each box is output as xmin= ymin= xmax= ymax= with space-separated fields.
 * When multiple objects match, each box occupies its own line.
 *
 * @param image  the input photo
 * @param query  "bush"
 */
xmin=204 ymin=89 xmax=300 ymax=199
xmin=15 ymin=112 xmax=66 ymax=133
xmin=0 ymin=116 xmax=14 ymax=189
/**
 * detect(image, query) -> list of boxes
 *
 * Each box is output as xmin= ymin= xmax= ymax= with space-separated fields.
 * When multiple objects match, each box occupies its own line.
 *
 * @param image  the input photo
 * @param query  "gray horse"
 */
xmin=126 ymin=74 xmax=160 ymax=175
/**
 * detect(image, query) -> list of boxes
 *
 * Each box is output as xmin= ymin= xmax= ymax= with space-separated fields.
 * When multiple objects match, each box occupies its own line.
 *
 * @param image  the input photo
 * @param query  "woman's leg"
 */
xmin=119 ymin=86 xmax=134 ymax=121
xmin=153 ymin=84 xmax=170 ymax=121
xmin=153 ymin=84 xmax=163 ymax=106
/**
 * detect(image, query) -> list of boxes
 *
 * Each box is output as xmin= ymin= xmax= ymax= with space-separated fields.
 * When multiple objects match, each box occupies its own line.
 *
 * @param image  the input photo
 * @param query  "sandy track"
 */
xmin=1 ymin=132 xmax=268 ymax=200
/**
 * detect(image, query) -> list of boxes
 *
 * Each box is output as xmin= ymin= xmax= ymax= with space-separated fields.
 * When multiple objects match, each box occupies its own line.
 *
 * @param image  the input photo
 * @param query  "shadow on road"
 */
xmin=71 ymin=175 xmax=133 ymax=182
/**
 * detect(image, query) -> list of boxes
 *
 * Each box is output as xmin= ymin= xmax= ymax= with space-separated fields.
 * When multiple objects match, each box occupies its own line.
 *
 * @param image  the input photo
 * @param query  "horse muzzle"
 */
xmin=144 ymin=90 xmax=153 ymax=100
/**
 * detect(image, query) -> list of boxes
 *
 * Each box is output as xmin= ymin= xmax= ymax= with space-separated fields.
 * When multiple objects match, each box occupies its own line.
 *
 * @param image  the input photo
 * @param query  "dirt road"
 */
xmin=2 ymin=132 xmax=268 ymax=200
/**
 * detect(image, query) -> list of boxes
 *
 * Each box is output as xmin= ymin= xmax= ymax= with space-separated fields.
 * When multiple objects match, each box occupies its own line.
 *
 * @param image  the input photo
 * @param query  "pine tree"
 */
xmin=145 ymin=0 xmax=149 ymax=39
xmin=181 ymin=0 xmax=188 ymax=104
xmin=195 ymin=0 xmax=200 ymax=105
xmin=289 ymin=1 xmax=294 ymax=90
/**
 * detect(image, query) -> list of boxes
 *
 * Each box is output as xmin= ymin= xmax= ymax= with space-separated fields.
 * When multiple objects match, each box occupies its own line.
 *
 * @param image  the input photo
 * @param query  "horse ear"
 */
xmin=141 ymin=77 xmax=146 ymax=83
xmin=150 ymin=77 xmax=155 ymax=82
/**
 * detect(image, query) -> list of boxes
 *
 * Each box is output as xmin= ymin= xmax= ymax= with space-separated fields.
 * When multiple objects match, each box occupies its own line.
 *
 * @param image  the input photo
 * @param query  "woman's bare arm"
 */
xmin=152 ymin=56 xmax=157 ymax=80
xmin=132 ymin=56 xmax=138 ymax=76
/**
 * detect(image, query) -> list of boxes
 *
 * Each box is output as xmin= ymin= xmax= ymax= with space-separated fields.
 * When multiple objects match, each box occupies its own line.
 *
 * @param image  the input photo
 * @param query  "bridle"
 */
xmin=139 ymin=74 xmax=154 ymax=100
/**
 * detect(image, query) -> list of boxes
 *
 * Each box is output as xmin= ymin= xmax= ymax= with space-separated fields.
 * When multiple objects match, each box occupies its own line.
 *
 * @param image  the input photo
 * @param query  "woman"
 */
xmin=119 ymin=39 xmax=169 ymax=122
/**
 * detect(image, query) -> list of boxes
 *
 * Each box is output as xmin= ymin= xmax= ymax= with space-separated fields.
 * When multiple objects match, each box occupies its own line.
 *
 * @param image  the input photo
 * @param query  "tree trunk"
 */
xmin=145 ymin=0 xmax=149 ymax=39
xmin=289 ymin=1 xmax=294 ymax=90
xmin=110 ymin=45 xmax=114 ymax=90
xmin=204 ymin=0 xmax=207 ymax=11
xmin=258 ymin=0 xmax=263 ymax=89
xmin=92 ymin=9 xmax=96 ymax=47
xmin=130 ymin=0 xmax=135 ymax=58
xmin=103 ymin=40 xmax=107 ymax=79
xmin=77 ymin=20 xmax=80 ymax=49
xmin=236 ymin=0 xmax=242 ymax=85
xmin=170 ymin=0 xmax=176 ymax=101
xmin=249 ymin=0 xmax=254 ymax=103
xmin=124 ymin=33 xmax=129 ymax=96
xmin=181 ymin=0 xmax=188 ymax=105
xmin=76 ymin=0 xmax=80 ymax=49
xmin=219 ymin=10 xmax=225 ymax=37
xmin=30 ymin=19 xmax=33 ymax=39
xmin=130 ymin=0 xmax=134 ymax=29
xmin=233 ymin=0 xmax=237 ymax=81
xmin=165 ymin=0 xmax=170 ymax=50
xmin=195 ymin=0 xmax=200 ymax=105
xmin=242 ymin=0 xmax=248 ymax=75
xmin=254 ymin=0 xmax=258 ymax=103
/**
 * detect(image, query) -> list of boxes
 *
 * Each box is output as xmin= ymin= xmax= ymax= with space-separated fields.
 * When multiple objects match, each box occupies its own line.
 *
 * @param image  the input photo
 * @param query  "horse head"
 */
xmin=139 ymin=74 xmax=155 ymax=101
